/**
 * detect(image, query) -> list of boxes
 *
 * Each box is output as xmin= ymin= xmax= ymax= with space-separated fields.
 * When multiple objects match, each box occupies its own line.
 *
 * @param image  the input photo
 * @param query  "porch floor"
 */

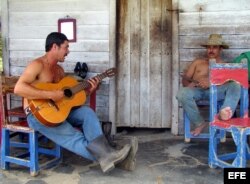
xmin=1 ymin=128 xmax=245 ymax=184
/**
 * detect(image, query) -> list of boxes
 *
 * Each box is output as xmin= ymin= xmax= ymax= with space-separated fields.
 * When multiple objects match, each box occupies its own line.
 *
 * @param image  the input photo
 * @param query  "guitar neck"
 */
xmin=65 ymin=67 xmax=116 ymax=97
xmin=80 ymin=73 xmax=108 ymax=89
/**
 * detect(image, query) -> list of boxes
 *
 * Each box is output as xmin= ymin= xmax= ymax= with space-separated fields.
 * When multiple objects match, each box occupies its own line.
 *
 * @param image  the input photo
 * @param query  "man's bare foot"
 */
xmin=191 ymin=122 xmax=208 ymax=136
xmin=219 ymin=107 xmax=232 ymax=121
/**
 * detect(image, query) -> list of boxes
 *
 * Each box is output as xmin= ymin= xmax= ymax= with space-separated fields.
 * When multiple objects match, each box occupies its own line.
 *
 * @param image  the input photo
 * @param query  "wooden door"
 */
xmin=116 ymin=0 xmax=172 ymax=128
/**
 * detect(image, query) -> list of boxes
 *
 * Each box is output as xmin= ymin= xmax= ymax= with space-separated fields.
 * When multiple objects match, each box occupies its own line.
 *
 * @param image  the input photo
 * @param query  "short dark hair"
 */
xmin=45 ymin=32 xmax=68 ymax=52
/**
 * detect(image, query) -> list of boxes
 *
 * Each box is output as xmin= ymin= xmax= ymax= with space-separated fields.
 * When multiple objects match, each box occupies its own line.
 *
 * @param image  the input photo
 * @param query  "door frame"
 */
xmin=109 ymin=0 xmax=179 ymax=134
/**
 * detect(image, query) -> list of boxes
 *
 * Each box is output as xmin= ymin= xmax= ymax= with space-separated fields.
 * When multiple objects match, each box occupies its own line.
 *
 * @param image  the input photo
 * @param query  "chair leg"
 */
xmin=209 ymin=126 xmax=218 ymax=168
xmin=219 ymin=130 xmax=226 ymax=143
xmin=1 ymin=128 xmax=10 ymax=170
xmin=1 ymin=128 xmax=61 ymax=176
xmin=184 ymin=112 xmax=191 ymax=143
xmin=43 ymin=143 xmax=62 ymax=169
xmin=231 ymin=128 xmax=247 ymax=168
xmin=55 ymin=144 xmax=61 ymax=159
xmin=29 ymin=131 xmax=39 ymax=176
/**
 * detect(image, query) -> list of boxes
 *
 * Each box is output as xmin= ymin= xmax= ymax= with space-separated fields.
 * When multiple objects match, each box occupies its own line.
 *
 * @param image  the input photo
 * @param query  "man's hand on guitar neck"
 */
xmin=85 ymin=77 xmax=101 ymax=95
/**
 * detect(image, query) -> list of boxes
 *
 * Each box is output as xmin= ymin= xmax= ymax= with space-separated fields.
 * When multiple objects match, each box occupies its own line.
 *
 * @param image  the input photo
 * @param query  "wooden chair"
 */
xmin=181 ymin=63 xmax=226 ymax=142
xmin=208 ymin=59 xmax=250 ymax=168
xmin=184 ymin=100 xmax=225 ymax=142
xmin=0 ymin=75 xmax=61 ymax=176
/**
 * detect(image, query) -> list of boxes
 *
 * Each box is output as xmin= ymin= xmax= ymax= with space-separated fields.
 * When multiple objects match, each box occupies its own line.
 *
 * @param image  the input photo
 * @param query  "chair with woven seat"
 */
xmin=0 ymin=75 xmax=61 ymax=176
xmin=208 ymin=59 xmax=250 ymax=168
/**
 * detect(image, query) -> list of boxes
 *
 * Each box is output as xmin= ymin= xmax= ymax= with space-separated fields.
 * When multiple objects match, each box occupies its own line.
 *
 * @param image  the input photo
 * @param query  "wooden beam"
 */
xmin=1 ymin=0 xmax=10 ymax=75
xmin=109 ymin=0 xmax=117 ymax=134
xmin=171 ymin=0 xmax=179 ymax=135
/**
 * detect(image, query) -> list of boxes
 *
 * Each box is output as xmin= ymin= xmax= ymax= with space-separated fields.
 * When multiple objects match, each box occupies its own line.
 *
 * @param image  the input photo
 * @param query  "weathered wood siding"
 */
xmin=177 ymin=0 xmax=250 ymax=134
xmin=116 ymin=0 xmax=172 ymax=128
xmin=2 ymin=0 xmax=112 ymax=121
xmin=3 ymin=0 xmax=250 ymax=134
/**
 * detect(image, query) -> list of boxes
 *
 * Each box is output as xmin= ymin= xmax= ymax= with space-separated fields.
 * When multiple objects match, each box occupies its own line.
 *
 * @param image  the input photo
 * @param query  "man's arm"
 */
xmin=182 ymin=60 xmax=197 ymax=87
xmin=14 ymin=61 xmax=64 ymax=102
xmin=181 ymin=75 xmax=199 ymax=84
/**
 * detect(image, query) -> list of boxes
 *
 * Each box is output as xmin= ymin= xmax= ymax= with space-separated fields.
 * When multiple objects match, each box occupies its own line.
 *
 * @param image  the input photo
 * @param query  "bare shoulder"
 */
xmin=184 ymin=58 xmax=207 ymax=77
xmin=19 ymin=57 xmax=44 ymax=82
xmin=26 ymin=57 xmax=44 ymax=70
xmin=189 ymin=58 xmax=208 ymax=69
xmin=191 ymin=58 xmax=206 ymax=66
xmin=185 ymin=59 xmax=201 ymax=70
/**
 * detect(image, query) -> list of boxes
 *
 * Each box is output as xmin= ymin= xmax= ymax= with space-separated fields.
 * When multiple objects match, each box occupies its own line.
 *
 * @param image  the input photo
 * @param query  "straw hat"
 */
xmin=201 ymin=34 xmax=229 ymax=49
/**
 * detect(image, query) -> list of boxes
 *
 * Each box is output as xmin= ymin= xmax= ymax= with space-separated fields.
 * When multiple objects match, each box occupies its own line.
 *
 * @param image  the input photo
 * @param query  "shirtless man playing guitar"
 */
xmin=176 ymin=34 xmax=241 ymax=136
xmin=14 ymin=32 xmax=131 ymax=173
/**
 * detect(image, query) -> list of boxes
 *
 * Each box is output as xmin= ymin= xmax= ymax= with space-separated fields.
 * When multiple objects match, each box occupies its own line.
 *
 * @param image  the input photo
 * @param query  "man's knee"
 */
xmin=227 ymin=81 xmax=241 ymax=92
xmin=230 ymin=81 xmax=240 ymax=87
xmin=81 ymin=105 xmax=95 ymax=113
xmin=176 ymin=88 xmax=192 ymax=102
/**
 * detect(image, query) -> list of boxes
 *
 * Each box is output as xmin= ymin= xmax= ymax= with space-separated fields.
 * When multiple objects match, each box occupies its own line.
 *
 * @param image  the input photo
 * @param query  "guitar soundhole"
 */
xmin=64 ymin=88 xmax=72 ymax=98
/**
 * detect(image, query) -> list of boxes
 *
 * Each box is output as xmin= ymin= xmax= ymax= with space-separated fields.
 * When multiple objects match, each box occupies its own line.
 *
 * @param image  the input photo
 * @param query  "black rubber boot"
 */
xmin=86 ymin=135 xmax=131 ymax=173
xmin=115 ymin=136 xmax=138 ymax=171
xmin=101 ymin=121 xmax=117 ymax=147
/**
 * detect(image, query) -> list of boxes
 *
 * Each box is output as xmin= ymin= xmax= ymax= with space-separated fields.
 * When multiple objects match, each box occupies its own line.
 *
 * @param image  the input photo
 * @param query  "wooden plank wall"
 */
xmin=4 ymin=0 xmax=111 ymax=121
xmin=116 ymin=0 xmax=172 ymax=128
xmin=177 ymin=0 xmax=250 ymax=133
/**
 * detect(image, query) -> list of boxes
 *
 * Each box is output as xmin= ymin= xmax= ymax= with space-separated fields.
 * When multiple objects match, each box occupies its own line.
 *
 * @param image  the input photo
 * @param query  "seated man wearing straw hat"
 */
xmin=176 ymin=34 xmax=241 ymax=136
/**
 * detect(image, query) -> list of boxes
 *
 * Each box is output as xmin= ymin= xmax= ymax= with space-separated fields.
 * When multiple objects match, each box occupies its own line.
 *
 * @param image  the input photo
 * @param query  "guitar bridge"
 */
xmin=48 ymin=99 xmax=60 ymax=111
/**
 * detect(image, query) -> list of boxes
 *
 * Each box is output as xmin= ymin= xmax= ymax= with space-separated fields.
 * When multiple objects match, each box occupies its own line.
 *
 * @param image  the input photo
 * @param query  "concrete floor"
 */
xmin=0 ymin=128 xmax=241 ymax=184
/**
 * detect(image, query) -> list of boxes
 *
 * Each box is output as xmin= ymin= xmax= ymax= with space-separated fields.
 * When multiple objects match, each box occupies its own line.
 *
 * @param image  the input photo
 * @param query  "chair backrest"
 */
xmin=0 ymin=75 xmax=25 ymax=127
xmin=209 ymin=59 xmax=249 ymax=120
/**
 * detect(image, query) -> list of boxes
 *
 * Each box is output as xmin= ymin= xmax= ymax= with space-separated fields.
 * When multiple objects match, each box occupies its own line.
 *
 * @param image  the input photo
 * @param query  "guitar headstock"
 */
xmin=104 ymin=68 xmax=117 ymax=78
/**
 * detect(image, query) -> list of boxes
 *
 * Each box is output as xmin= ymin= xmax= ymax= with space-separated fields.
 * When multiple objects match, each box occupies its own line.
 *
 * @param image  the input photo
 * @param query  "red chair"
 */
xmin=208 ymin=59 xmax=250 ymax=168
xmin=0 ymin=75 xmax=98 ymax=176
xmin=181 ymin=67 xmax=225 ymax=142
xmin=184 ymin=100 xmax=225 ymax=142
xmin=0 ymin=75 xmax=61 ymax=176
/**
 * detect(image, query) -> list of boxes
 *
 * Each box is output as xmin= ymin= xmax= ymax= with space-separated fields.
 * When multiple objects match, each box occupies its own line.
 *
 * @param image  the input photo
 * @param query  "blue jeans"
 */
xmin=27 ymin=106 xmax=103 ymax=161
xmin=176 ymin=81 xmax=241 ymax=126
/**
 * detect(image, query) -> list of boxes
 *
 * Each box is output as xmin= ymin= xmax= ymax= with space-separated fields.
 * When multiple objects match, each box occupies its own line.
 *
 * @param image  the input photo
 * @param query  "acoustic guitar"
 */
xmin=28 ymin=68 xmax=116 ymax=127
